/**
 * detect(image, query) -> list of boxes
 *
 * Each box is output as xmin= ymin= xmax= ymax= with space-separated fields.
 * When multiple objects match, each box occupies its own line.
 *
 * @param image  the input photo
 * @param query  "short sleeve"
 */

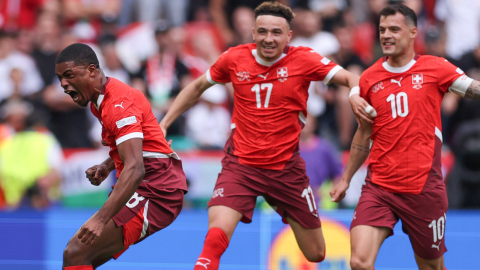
xmin=206 ymin=49 xmax=231 ymax=85
xmin=302 ymin=49 xmax=343 ymax=84
xmin=105 ymin=94 xmax=144 ymax=145
xmin=437 ymin=57 xmax=464 ymax=93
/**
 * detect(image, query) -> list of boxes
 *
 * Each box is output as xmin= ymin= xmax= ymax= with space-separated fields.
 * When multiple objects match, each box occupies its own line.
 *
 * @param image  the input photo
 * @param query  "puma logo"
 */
xmin=258 ymin=73 xmax=269 ymax=80
xmin=431 ymin=241 xmax=441 ymax=251
xmin=115 ymin=102 xmax=124 ymax=108
xmin=195 ymin=258 xmax=211 ymax=269
xmin=391 ymin=77 xmax=403 ymax=87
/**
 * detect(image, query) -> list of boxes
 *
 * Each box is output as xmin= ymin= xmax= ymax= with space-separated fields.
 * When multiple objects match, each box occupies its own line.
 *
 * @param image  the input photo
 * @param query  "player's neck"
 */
xmin=386 ymin=50 xmax=416 ymax=67
xmin=92 ymin=73 xmax=107 ymax=107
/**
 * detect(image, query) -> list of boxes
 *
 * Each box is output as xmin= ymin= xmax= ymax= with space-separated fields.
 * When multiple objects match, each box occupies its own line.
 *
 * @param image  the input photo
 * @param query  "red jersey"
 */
xmin=90 ymin=78 xmax=177 ymax=177
xmin=360 ymin=55 xmax=464 ymax=194
xmin=207 ymin=43 xmax=342 ymax=170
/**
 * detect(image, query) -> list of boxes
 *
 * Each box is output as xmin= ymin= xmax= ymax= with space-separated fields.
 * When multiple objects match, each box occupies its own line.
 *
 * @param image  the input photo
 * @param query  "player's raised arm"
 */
xmin=159 ymin=74 xmax=213 ymax=135
xmin=330 ymin=118 xmax=372 ymax=202
xmin=329 ymin=69 xmax=376 ymax=124
xmin=78 ymin=138 xmax=145 ymax=245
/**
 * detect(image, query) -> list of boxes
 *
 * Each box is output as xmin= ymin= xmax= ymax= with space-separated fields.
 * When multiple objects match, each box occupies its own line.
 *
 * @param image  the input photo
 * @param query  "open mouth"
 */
xmin=65 ymin=90 xmax=80 ymax=101
xmin=263 ymin=45 xmax=276 ymax=52
xmin=383 ymin=42 xmax=395 ymax=47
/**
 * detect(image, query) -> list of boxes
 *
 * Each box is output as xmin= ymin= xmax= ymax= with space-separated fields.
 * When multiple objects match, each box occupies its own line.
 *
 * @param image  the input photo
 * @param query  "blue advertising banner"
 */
xmin=0 ymin=208 xmax=478 ymax=270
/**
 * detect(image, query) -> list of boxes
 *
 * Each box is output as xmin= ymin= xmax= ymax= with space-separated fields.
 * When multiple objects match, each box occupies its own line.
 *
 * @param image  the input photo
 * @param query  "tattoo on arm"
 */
xmin=465 ymin=80 xmax=480 ymax=100
xmin=351 ymin=143 xmax=370 ymax=153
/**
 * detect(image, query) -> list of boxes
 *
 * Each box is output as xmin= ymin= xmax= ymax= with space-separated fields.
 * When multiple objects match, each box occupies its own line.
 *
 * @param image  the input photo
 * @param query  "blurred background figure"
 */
xmin=0 ymin=31 xmax=43 ymax=104
xmin=0 ymin=99 xmax=62 ymax=209
xmin=229 ymin=6 xmax=255 ymax=47
xmin=299 ymin=114 xmax=343 ymax=210
xmin=186 ymin=85 xmax=231 ymax=150
xmin=132 ymin=20 xmax=191 ymax=136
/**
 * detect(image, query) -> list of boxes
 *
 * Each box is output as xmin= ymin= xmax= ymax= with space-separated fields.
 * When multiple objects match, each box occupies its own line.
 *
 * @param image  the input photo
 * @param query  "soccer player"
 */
xmin=159 ymin=2 xmax=361 ymax=269
xmin=55 ymin=43 xmax=188 ymax=270
xmin=330 ymin=4 xmax=480 ymax=270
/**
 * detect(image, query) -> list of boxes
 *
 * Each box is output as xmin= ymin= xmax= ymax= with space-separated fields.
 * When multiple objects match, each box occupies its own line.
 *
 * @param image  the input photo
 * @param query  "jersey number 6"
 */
xmin=251 ymin=83 xmax=273 ymax=108
xmin=387 ymin=92 xmax=409 ymax=118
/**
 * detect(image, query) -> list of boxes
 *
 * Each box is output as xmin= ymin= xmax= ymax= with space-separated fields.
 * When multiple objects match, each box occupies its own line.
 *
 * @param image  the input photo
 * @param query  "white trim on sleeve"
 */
xmin=435 ymin=126 xmax=443 ymax=143
xmin=231 ymin=123 xmax=236 ymax=129
xmin=299 ymin=111 xmax=307 ymax=124
xmin=116 ymin=132 xmax=144 ymax=145
xmin=323 ymin=65 xmax=343 ymax=84
xmin=206 ymin=69 xmax=224 ymax=85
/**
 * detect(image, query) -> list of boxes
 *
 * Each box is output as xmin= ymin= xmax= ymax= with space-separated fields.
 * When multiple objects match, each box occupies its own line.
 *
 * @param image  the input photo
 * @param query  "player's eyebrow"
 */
xmin=56 ymin=69 xmax=73 ymax=78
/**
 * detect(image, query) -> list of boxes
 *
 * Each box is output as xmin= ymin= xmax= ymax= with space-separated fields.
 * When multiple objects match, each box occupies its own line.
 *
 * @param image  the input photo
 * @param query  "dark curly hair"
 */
xmin=379 ymin=3 xmax=417 ymax=27
xmin=254 ymin=1 xmax=295 ymax=25
xmin=56 ymin=43 xmax=100 ymax=68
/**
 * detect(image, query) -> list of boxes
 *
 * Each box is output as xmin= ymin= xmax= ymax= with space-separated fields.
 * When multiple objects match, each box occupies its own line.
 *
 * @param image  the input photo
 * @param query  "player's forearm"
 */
xmin=160 ymin=74 xmax=211 ymax=130
xmin=95 ymin=164 xmax=145 ymax=223
xmin=464 ymin=80 xmax=480 ymax=100
xmin=100 ymin=157 xmax=115 ymax=172
xmin=341 ymin=126 xmax=371 ymax=184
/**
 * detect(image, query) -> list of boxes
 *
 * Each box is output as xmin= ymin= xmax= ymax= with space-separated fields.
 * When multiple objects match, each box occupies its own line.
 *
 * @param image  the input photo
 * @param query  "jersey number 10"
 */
xmin=387 ymin=92 xmax=409 ymax=118
xmin=251 ymin=83 xmax=273 ymax=108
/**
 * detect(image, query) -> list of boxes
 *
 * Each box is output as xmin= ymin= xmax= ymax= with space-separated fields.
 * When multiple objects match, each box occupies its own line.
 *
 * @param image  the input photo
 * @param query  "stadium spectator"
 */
xmin=0 ymin=99 xmax=62 ymax=209
xmin=229 ymin=6 xmax=255 ymax=47
xmin=434 ymin=0 xmax=480 ymax=60
xmin=299 ymin=114 xmax=342 ymax=209
xmin=185 ymin=85 xmax=231 ymax=150
xmin=132 ymin=20 xmax=191 ymax=136
xmin=0 ymin=31 xmax=43 ymax=103
xmin=99 ymin=35 xmax=130 ymax=85
xmin=0 ymin=0 xmax=46 ymax=31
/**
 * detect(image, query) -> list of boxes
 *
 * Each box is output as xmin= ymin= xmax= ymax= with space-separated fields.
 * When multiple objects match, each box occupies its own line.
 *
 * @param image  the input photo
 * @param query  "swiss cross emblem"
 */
xmin=277 ymin=67 xmax=288 ymax=82
xmin=412 ymin=74 xmax=423 ymax=89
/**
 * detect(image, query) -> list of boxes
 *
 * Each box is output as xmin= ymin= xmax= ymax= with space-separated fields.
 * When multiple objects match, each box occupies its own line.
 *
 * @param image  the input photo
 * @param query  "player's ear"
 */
xmin=287 ymin=29 xmax=293 ymax=43
xmin=87 ymin=64 xmax=97 ymax=77
xmin=410 ymin=26 xmax=418 ymax=39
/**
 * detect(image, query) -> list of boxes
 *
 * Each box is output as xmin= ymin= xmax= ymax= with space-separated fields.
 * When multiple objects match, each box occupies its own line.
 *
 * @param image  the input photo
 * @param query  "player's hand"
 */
xmin=350 ymin=94 xmax=376 ymax=127
xmin=77 ymin=214 xmax=105 ymax=245
xmin=330 ymin=180 xmax=349 ymax=203
xmin=159 ymin=122 xmax=173 ymax=148
xmin=85 ymin=164 xmax=109 ymax=186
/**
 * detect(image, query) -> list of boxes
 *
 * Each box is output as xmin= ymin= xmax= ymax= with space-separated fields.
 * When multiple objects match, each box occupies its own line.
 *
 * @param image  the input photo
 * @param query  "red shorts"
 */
xmin=111 ymin=157 xmax=186 ymax=259
xmin=208 ymin=153 xmax=321 ymax=229
xmin=352 ymin=180 xmax=448 ymax=260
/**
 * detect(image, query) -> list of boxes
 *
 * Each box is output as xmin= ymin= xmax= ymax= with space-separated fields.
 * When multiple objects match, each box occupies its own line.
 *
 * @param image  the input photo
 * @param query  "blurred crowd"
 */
xmin=0 ymin=0 xmax=479 ymax=210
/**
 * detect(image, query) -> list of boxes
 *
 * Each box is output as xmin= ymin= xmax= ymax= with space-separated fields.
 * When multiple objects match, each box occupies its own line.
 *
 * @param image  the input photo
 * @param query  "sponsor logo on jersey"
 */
xmin=412 ymin=74 xmax=423 ymax=89
xmin=321 ymin=57 xmax=331 ymax=65
xmin=114 ymin=102 xmax=124 ymax=108
xmin=258 ymin=73 xmax=269 ymax=80
xmin=277 ymin=67 xmax=288 ymax=82
xmin=268 ymin=219 xmax=350 ymax=270
xmin=456 ymin=67 xmax=464 ymax=74
xmin=236 ymin=71 xmax=251 ymax=81
xmin=212 ymin=188 xmax=224 ymax=198
xmin=371 ymin=81 xmax=384 ymax=93
xmin=391 ymin=77 xmax=403 ymax=87
xmin=116 ymin=116 xmax=137 ymax=129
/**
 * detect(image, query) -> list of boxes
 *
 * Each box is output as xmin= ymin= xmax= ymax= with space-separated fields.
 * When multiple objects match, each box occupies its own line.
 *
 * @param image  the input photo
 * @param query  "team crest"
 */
xmin=412 ymin=74 xmax=423 ymax=89
xmin=277 ymin=67 xmax=288 ymax=82
xmin=236 ymin=71 xmax=251 ymax=81
xmin=371 ymin=81 xmax=384 ymax=93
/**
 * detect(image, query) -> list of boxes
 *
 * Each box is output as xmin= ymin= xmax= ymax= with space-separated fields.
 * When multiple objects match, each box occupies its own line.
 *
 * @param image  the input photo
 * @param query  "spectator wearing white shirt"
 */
xmin=435 ymin=0 xmax=480 ymax=60
xmin=0 ymin=31 xmax=43 ymax=103
xmin=186 ymin=85 xmax=231 ymax=150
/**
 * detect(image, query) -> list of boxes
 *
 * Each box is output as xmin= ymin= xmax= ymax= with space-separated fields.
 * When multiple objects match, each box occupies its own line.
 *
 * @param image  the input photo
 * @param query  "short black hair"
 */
xmin=56 ymin=43 xmax=100 ymax=68
xmin=254 ymin=1 xmax=295 ymax=25
xmin=379 ymin=3 xmax=417 ymax=27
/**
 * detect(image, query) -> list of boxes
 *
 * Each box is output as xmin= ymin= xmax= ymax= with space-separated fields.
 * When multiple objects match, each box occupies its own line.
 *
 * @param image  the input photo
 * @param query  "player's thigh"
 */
xmin=64 ymin=219 xmax=124 ymax=265
xmin=350 ymin=225 xmax=390 ymax=269
xmin=414 ymin=254 xmax=444 ymax=270
xmin=208 ymin=205 xmax=243 ymax=240
xmin=286 ymin=216 xmax=325 ymax=262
